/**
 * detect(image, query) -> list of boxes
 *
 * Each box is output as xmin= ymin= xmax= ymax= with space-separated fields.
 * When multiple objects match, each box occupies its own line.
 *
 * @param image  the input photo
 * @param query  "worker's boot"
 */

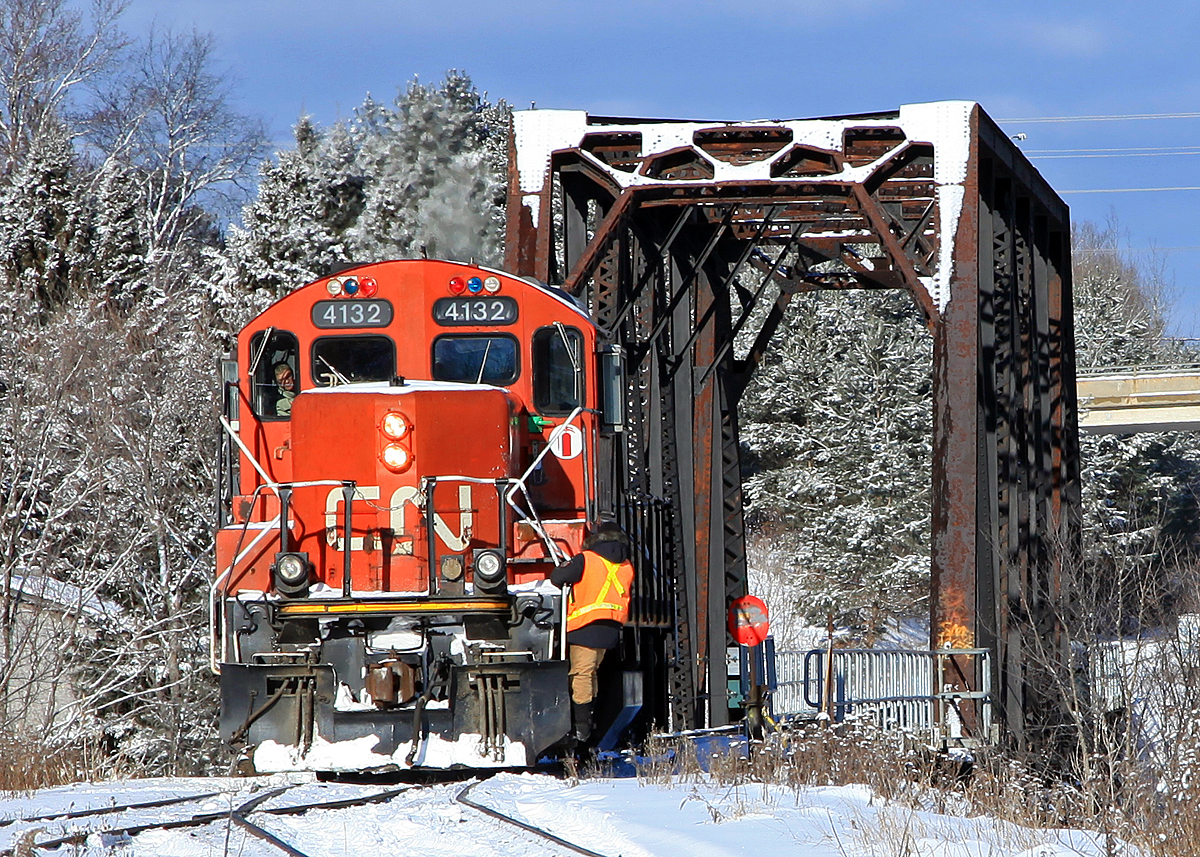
xmin=571 ymin=701 xmax=594 ymax=745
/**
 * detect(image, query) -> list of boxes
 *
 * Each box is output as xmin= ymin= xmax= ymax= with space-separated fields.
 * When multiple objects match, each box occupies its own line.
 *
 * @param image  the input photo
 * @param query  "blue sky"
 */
xmin=123 ymin=0 xmax=1200 ymax=335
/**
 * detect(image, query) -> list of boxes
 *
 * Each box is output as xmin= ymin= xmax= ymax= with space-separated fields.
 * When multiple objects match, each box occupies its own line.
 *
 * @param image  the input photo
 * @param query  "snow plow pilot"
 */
xmin=551 ymin=521 xmax=635 ymax=746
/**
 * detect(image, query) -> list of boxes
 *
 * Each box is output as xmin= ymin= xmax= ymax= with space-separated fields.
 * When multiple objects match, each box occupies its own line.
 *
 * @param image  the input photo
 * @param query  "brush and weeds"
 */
xmin=623 ymin=718 xmax=1200 ymax=857
xmin=0 ymin=737 xmax=115 ymax=795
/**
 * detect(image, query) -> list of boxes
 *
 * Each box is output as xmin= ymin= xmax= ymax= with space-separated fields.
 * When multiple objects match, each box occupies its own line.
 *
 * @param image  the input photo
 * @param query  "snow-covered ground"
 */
xmin=0 ymin=771 xmax=1138 ymax=856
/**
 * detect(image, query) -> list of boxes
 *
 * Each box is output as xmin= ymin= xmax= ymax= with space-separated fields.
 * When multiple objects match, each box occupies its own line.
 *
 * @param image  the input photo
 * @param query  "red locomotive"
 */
xmin=214 ymin=259 xmax=632 ymax=772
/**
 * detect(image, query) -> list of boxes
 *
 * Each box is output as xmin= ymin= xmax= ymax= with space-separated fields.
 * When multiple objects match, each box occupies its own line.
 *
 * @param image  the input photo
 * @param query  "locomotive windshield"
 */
xmin=432 ymin=335 xmax=519 ymax=385
xmin=311 ymin=335 xmax=395 ymax=385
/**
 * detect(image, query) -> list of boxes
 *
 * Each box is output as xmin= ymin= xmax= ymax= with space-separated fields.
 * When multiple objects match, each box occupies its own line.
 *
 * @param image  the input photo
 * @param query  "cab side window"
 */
xmin=532 ymin=325 xmax=583 ymax=414
xmin=249 ymin=329 xmax=299 ymax=420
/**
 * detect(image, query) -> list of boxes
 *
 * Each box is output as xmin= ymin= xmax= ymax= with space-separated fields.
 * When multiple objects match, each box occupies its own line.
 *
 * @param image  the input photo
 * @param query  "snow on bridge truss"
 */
xmin=506 ymin=102 xmax=1079 ymax=750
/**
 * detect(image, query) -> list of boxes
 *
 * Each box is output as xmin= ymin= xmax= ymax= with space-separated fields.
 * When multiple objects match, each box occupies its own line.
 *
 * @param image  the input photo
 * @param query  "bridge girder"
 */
xmin=506 ymin=103 xmax=1079 ymax=747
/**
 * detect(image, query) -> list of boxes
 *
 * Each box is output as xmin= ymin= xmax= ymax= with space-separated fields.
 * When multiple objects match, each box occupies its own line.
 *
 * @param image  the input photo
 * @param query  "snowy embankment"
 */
xmin=0 ymin=772 xmax=1135 ymax=856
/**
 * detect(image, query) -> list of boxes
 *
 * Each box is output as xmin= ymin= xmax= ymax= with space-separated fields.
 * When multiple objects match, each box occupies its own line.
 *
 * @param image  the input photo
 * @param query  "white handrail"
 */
xmin=220 ymin=415 xmax=277 ymax=489
xmin=503 ymin=407 xmax=586 ymax=564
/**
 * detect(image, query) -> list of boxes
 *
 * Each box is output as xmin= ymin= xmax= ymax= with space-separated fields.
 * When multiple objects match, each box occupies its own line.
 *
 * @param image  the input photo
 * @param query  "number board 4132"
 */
xmin=311 ymin=299 xmax=394 ymax=328
xmin=432 ymin=297 xmax=519 ymax=326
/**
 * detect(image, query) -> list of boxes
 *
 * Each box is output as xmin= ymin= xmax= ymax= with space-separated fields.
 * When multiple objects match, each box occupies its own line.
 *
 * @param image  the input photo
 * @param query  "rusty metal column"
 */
xmin=667 ymin=249 xmax=703 ymax=727
xmin=930 ymin=112 xmax=983 ymax=735
xmin=692 ymin=265 xmax=723 ymax=727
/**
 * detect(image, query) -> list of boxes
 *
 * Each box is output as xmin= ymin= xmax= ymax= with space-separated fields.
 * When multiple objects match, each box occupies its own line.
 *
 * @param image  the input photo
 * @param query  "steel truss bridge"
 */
xmin=506 ymin=102 xmax=1077 ymax=750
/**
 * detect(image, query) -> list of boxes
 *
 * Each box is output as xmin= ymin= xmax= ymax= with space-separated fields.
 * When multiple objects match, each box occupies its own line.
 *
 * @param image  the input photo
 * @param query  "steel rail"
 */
xmin=0 ymin=789 xmax=227 ymax=829
xmin=14 ymin=785 xmax=412 ymax=855
xmin=456 ymin=780 xmax=612 ymax=857
xmin=229 ymin=787 xmax=310 ymax=857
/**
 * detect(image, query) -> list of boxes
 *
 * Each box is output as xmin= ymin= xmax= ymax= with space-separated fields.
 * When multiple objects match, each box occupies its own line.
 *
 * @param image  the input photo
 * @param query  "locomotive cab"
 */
xmin=214 ymin=260 xmax=610 ymax=772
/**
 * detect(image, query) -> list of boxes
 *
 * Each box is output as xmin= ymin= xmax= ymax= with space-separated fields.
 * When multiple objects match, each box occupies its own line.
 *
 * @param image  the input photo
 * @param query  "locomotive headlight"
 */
xmin=483 ymin=275 xmax=501 ymax=294
xmin=326 ymin=278 xmax=342 ymax=297
xmin=380 ymin=411 xmax=411 ymax=440
xmin=381 ymin=443 xmax=412 ymax=472
xmin=272 ymin=551 xmax=311 ymax=597
xmin=472 ymin=548 xmax=507 ymax=594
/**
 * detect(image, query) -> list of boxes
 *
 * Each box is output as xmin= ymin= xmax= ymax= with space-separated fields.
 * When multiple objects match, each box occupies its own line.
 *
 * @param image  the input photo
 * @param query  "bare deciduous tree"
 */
xmin=0 ymin=0 xmax=125 ymax=174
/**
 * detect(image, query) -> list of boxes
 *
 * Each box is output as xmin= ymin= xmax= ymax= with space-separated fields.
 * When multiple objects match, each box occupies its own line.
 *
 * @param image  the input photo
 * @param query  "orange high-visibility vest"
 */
xmin=566 ymin=552 xmax=635 ymax=633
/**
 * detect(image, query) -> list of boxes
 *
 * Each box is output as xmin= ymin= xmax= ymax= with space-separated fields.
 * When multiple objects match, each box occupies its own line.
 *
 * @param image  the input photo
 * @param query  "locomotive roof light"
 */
xmin=466 ymin=276 xmax=484 ymax=294
xmin=381 ymin=443 xmax=412 ymax=472
xmin=472 ymin=548 xmax=507 ymax=595
xmin=483 ymin=275 xmax=501 ymax=294
xmin=272 ymin=551 xmax=312 ymax=598
xmin=359 ymin=276 xmax=378 ymax=297
xmin=448 ymin=276 xmax=467 ymax=295
xmin=326 ymin=277 xmax=343 ymax=297
xmin=380 ymin=411 xmax=411 ymax=440
xmin=342 ymin=277 xmax=360 ymax=295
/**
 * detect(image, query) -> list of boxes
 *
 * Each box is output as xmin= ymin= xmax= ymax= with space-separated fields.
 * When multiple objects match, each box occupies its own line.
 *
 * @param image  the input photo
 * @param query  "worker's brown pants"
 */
xmin=568 ymin=645 xmax=606 ymax=704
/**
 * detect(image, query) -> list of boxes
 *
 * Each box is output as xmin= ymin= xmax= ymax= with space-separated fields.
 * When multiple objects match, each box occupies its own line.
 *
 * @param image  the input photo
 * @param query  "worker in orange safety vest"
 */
xmin=550 ymin=521 xmax=635 ymax=745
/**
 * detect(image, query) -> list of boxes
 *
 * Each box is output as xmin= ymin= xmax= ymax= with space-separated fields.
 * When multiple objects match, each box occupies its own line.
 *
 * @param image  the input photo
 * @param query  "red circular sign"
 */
xmin=728 ymin=595 xmax=770 ymax=646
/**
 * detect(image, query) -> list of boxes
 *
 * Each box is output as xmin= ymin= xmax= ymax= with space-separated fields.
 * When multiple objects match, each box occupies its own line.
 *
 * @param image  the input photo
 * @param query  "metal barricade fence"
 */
xmin=770 ymin=647 xmax=994 ymax=745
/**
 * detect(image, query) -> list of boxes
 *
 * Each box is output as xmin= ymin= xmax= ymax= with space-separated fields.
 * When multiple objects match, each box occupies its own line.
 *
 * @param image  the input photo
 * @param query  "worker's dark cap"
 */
xmin=585 ymin=521 xmax=630 ymax=548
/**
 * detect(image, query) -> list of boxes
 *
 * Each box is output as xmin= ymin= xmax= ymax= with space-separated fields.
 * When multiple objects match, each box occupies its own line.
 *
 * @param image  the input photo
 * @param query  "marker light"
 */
xmin=483 ymin=276 xmax=501 ymax=294
xmin=448 ymin=276 xmax=467 ymax=295
xmin=381 ymin=443 xmax=412 ymax=472
xmin=276 ymin=554 xmax=309 ymax=587
xmin=359 ymin=276 xmax=378 ymax=297
xmin=380 ymin=411 xmax=411 ymax=440
xmin=467 ymin=276 xmax=484 ymax=294
xmin=272 ymin=551 xmax=312 ymax=598
xmin=472 ymin=548 xmax=507 ymax=594
xmin=326 ymin=278 xmax=343 ymax=297
xmin=343 ymin=277 xmax=359 ymax=295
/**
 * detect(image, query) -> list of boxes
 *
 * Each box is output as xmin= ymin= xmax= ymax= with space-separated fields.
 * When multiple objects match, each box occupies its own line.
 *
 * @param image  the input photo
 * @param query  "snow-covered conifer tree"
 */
xmin=740 ymin=288 xmax=933 ymax=638
xmin=1072 ymin=224 xmax=1200 ymax=630
xmin=222 ymin=72 xmax=509 ymax=311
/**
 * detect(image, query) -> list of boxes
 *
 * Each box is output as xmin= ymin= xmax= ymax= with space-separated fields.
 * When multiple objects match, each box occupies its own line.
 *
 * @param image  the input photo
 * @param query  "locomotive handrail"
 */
xmin=504 ymin=406 xmax=589 ymax=565
xmin=220 ymin=415 xmax=278 ymax=489
xmin=210 ymin=416 xmax=384 ymax=674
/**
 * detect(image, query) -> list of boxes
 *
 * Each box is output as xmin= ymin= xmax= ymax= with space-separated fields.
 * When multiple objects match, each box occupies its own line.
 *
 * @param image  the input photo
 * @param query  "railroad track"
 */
xmin=3 ymin=784 xmax=409 ymax=855
xmin=2 ymin=777 xmax=614 ymax=856
xmin=455 ymin=780 xmax=611 ymax=857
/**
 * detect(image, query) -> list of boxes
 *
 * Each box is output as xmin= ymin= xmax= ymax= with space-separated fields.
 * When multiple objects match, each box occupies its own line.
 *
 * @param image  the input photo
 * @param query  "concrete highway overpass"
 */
xmin=1077 ymin=367 xmax=1200 ymax=434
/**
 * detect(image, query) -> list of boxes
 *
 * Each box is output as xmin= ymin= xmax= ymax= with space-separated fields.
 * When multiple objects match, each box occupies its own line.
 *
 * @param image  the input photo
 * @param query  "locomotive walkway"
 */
xmin=1076 ymin=364 xmax=1200 ymax=433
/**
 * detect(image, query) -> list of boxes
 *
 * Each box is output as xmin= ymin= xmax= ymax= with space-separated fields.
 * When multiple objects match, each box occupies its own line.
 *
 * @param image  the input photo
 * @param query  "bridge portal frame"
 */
xmin=506 ymin=102 xmax=1079 ymax=748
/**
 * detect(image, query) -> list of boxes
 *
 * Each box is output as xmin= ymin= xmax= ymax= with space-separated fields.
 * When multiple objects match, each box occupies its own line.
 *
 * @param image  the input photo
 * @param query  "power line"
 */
xmin=1077 ymin=246 xmax=1200 ymax=253
xmin=1001 ymin=111 xmax=1200 ymax=124
xmin=1059 ymin=186 xmax=1200 ymax=194
xmin=1025 ymin=145 xmax=1200 ymax=154
xmin=1030 ymin=150 xmax=1200 ymax=160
